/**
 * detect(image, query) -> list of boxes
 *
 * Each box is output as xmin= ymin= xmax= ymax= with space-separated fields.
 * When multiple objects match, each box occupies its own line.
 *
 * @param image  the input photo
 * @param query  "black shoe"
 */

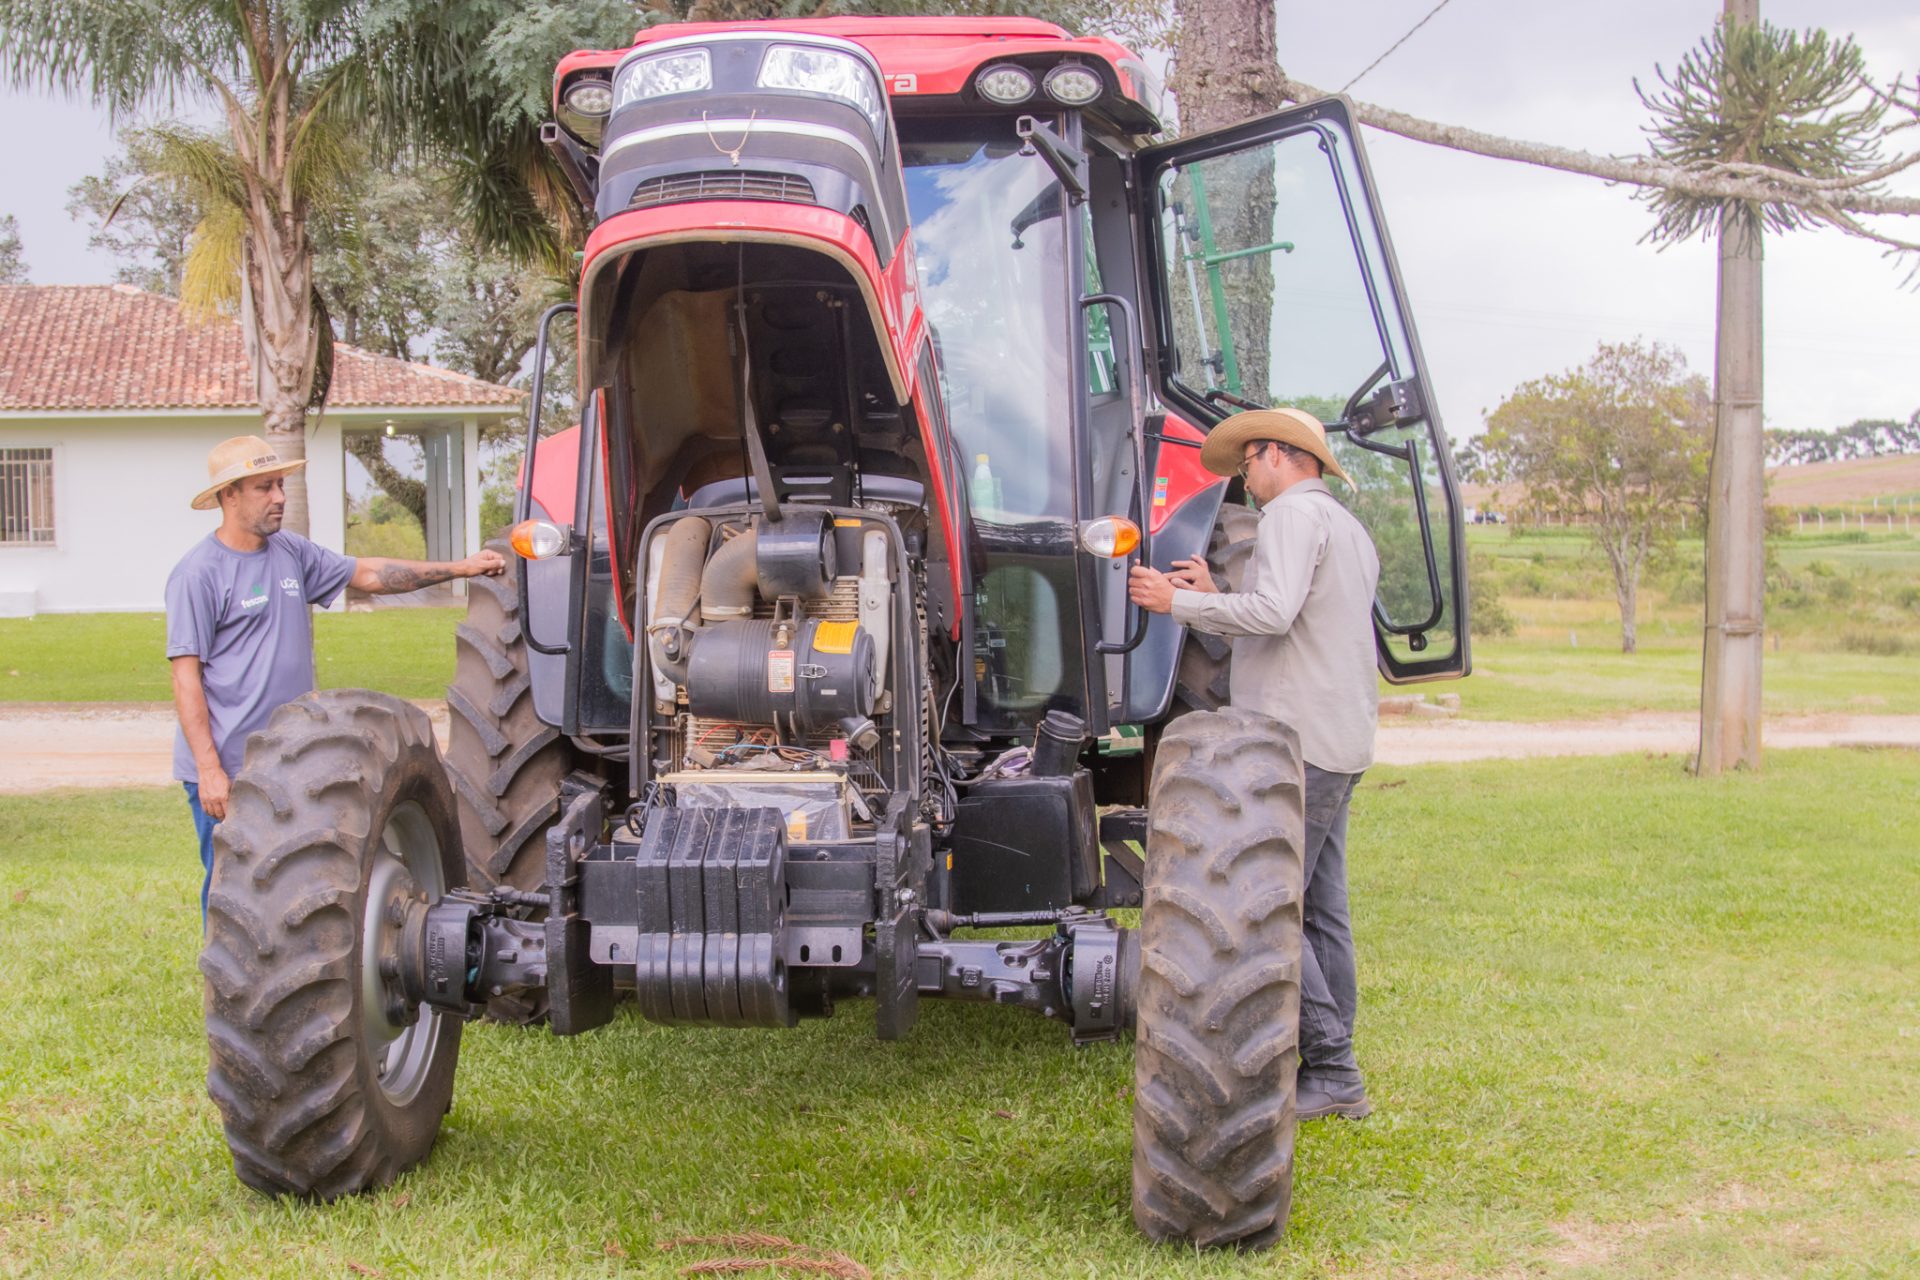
xmin=1296 ymin=1077 xmax=1371 ymax=1121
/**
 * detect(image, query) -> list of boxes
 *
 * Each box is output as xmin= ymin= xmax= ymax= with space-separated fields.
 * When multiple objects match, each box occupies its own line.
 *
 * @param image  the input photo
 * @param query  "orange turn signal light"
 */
xmin=509 ymin=518 xmax=567 ymax=560
xmin=1078 ymin=516 xmax=1141 ymax=558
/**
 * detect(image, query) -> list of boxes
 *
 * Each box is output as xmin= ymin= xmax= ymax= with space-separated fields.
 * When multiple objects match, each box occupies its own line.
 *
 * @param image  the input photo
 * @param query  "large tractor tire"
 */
xmin=445 ymin=543 xmax=572 ymax=896
xmin=1132 ymin=706 xmax=1306 ymax=1249
xmin=200 ymin=690 xmax=463 ymax=1199
xmin=1171 ymin=502 xmax=1259 ymax=715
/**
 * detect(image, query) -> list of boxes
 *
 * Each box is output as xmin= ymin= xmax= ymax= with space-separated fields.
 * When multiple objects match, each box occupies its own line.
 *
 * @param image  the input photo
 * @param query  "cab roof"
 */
xmin=556 ymin=15 xmax=1160 ymax=134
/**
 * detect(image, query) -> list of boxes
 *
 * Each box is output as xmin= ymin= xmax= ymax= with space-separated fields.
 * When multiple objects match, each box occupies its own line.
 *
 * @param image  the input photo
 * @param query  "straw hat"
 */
xmin=191 ymin=436 xmax=307 ymax=511
xmin=1198 ymin=408 xmax=1352 ymax=487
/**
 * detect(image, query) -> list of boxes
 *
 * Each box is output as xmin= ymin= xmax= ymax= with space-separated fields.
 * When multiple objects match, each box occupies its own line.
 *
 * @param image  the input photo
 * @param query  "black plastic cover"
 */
xmin=948 ymin=772 xmax=1098 ymax=914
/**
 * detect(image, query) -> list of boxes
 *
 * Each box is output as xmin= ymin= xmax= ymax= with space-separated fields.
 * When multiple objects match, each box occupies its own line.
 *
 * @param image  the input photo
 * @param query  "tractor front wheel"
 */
xmin=200 ymin=690 xmax=463 ymax=1199
xmin=1132 ymin=706 xmax=1307 ymax=1249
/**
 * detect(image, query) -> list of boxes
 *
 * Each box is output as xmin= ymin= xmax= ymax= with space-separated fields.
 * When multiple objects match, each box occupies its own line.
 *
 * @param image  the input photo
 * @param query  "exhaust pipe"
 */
xmin=647 ymin=517 xmax=711 ymax=683
xmin=700 ymin=524 xmax=759 ymax=619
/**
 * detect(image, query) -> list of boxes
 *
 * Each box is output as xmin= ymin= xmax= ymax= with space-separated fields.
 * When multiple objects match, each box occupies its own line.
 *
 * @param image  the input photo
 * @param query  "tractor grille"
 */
xmin=629 ymin=171 xmax=817 ymax=209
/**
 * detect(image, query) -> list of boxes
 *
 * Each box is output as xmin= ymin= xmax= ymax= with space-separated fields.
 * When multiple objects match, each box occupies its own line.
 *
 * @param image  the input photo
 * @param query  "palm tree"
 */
xmin=0 ymin=0 xmax=602 ymax=534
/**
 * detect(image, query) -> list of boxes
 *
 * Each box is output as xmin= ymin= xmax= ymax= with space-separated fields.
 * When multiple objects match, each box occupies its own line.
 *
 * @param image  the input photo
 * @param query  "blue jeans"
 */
xmin=1298 ymin=764 xmax=1364 ymax=1085
xmin=184 ymin=782 xmax=217 ymax=922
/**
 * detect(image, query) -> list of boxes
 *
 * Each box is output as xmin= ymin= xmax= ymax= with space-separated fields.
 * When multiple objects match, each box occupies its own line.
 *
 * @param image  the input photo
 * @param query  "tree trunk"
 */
xmin=1698 ymin=0 xmax=1766 ymax=775
xmin=344 ymin=433 xmax=430 ymax=532
xmin=1617 ymin=563 xmax=1639 ymax=654
xmin=1171 ymin=0 xmax=1280 ymax=401
xmin=243 ymin=216 xmax=319 ymax=537
xmin=228 ymin=66 xmax=319 ymax=539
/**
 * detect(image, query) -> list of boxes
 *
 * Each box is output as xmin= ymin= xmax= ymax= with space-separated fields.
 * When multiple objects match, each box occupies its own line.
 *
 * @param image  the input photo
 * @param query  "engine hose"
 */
xmin=700 ymin=524 xmax=759 ymax=619
xmin=646 ymin=516 xmax=710 ymax=682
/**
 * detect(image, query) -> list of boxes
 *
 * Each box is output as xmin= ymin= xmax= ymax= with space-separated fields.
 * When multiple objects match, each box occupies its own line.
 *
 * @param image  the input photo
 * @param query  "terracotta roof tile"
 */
xmin=0 ymin=284 xmax=523 ymax=411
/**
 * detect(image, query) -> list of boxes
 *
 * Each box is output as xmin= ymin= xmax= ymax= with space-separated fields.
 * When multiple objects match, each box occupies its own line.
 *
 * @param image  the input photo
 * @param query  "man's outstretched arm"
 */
xmin=349 ymin=549 xmax=508 ymax=595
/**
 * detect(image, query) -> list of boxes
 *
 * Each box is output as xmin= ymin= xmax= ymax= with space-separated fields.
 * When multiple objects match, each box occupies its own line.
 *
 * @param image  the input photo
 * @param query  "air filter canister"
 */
xmin=685 ymin=617 xmax=876 ymax=732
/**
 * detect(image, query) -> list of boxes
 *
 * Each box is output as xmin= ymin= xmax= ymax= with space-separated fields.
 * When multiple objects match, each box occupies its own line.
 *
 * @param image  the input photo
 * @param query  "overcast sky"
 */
xmin=1 ymin=1 xmax=1914 ymax=440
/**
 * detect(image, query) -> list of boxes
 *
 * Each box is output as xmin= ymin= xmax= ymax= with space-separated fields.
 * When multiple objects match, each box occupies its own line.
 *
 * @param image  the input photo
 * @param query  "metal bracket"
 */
xmin=1014 ymin=116 xmax=1089 ymax=205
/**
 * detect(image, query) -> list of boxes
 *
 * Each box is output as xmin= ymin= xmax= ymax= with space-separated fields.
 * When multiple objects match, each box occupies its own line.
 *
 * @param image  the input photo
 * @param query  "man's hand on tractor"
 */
xmin=1167 ymin=556 xmax=1218 ymax=594
xmin=461 ymin=549 xmax=508 ymax=578
xmin=1128 ymin=565 xmax=1177 ymax=615
xmin=199 ymin=764 xmax=231 ymax=821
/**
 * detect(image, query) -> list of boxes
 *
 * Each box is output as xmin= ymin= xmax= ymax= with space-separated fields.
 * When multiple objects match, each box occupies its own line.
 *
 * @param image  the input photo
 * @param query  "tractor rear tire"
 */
xmin=1132 ymin=705 xmax=1306 ymax=1249
xmin=201 ymin=690 xmax=463 ymax=1199
xmin=1170 ymin=502 xmax=1259 ymax=715
xmin=445 ymin=542 xmax=572 ymax=895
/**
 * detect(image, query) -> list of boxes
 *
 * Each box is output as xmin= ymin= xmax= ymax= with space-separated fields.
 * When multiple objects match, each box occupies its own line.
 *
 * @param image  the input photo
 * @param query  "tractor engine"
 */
xmin=641 ymin=504 xmax=905 ymax=844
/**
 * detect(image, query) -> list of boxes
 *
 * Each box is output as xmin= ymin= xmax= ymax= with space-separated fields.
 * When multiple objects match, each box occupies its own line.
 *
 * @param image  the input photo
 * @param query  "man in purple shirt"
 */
xmin=166 ymin=435 xmax=505 ymax=918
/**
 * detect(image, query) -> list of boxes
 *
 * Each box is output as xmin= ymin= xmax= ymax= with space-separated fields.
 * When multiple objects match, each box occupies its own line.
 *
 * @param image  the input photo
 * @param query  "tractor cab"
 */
xmin=531 ymin=17 xmax=1467 ymax=757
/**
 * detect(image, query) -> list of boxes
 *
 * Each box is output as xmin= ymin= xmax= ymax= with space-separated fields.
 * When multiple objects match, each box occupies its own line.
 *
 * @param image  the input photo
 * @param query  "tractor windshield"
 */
xmin=902 ymin=117 xmax=1085 ymax=731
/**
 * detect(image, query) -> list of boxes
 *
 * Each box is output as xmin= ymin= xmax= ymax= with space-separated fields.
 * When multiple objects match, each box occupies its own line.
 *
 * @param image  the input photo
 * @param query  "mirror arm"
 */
xmin=1015 ymin=116 xmax=1089 ymax=205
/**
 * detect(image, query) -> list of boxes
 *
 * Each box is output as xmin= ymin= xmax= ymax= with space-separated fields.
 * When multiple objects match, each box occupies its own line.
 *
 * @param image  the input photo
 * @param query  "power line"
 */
xmin=1339 ymin=0 xmax=1459 ymax=95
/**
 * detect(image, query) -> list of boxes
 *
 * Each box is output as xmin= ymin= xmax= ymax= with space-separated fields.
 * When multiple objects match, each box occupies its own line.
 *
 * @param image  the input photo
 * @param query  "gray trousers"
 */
xmin=1299 ymin=764 xmax=1364 ymax=1084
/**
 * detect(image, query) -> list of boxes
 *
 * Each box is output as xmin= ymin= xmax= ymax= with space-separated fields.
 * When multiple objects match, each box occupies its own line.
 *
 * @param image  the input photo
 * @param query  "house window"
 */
xmin=0 ymin=447 xmax=56 ymax=545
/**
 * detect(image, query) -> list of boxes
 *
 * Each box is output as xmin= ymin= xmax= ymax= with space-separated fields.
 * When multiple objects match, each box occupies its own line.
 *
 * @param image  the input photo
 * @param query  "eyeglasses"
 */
xmin=1236 ymin=443 xmax=1273 ymax=480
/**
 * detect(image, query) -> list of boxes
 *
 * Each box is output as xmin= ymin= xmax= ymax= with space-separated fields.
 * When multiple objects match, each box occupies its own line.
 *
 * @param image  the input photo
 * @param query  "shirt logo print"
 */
xmin=281 ymin=577 xmax=301 ymax=597
xmin=240 ymin=583 xmax=270 ymax=610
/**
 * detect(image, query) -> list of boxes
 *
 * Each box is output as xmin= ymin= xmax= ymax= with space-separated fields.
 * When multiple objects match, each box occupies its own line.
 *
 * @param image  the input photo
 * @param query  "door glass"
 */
xmin=1154 ymin=120 xmax=1462 ymax=674
xmin=902 ymin=117 xmax=1086 ymax=730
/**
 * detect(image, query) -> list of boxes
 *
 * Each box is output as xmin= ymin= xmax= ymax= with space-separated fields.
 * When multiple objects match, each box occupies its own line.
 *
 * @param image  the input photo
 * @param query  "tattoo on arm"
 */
xmin=375 ymin=562 xmax=458 ymax=593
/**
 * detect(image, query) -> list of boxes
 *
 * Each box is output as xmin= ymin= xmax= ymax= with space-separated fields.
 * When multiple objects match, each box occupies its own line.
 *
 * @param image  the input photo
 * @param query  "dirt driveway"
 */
xmin=2 ymin=702 xmax=1914 ymax=794
xmin=0 ymin=702 xmax=451 ymax=794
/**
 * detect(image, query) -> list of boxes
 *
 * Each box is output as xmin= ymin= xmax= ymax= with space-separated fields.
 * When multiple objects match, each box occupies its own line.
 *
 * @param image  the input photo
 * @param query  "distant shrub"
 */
xmin=1823 ymin=575 xmax=1857 ymax=604
xmin=1469 ymin=553 xmax=1517 ymax=638
xmin=345 ymin=519 xmax=427 ymax=560
xmin=1665 ymin=572 xmax=1705 ymax=605
xmin=1897 ymin=584 xmax=1920 ymax=612
xmin=1807 ymin=559 xmax=1837 ymax=578
xmin=1839 ymin=629 xmax=1909 ymax=656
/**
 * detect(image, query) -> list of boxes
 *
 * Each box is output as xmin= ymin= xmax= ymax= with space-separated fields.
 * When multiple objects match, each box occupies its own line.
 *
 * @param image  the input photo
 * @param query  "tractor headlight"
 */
xmin=562 ymin=78 xmax=615 ymax=118
xmin=758 ymin=44 xmax=886 ymax=137
xmin=1043 ymin=64 xmax=1104 ymax=106
xmin=975 ymin=63 xmax=1037 ymax=105
xmin=617 ymin=48 xmax=712 ymax=108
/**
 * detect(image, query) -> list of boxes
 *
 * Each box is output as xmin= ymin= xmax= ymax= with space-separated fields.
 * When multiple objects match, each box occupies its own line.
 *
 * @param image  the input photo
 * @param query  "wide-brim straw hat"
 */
xmin=1198 ymin=407 xmax=1352 ymax=487
xmin=191 ymin=435 xmax=307 ymax=510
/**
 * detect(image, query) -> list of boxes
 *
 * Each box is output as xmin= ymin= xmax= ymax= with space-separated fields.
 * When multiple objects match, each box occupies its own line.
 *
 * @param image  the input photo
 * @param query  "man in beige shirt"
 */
xmin=1129 ymin=407 xmax=1381 ymax=1121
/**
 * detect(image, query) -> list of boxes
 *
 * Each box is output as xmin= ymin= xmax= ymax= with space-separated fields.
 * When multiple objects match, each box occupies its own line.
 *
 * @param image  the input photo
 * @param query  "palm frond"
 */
xmin=180 ymin=199 xmax=245 ymax=319
xmin=286 ymin=105 xmax=358 ymax=207
xmin=143 ymin=122 xmax=248 ymax=210
xmin=0 ymin=0 xmax=250 ymax=117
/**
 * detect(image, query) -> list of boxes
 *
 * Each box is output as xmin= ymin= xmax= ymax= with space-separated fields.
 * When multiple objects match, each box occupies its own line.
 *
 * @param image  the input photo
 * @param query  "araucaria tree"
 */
xmin=1481 ymin=341 xmax=1711 ymax=654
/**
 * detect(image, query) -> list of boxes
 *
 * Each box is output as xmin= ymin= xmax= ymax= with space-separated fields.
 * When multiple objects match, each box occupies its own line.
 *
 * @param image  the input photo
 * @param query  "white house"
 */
xmin=0 ymin=284 xmax=524 ymax=616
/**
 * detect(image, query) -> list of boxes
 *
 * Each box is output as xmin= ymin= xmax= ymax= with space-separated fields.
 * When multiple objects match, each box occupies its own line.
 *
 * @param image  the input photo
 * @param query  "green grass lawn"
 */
xmin=0 ymin=609 xmax=465 ymax=703
xmin=4 ymin=750 xmax=1917 ymax=1278
xmin=1428 ymin=638 xmax=1920 ymax=721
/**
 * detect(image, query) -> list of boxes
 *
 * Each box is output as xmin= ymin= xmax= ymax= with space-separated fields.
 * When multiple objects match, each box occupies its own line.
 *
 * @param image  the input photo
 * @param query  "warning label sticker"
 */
xmin=813 ymin=620 xmax=858 ymax=655
xmin=1152 ymin=475 xmax=1170 ymax=507
xmin=767 ymin=649 xmax=796 ymax=693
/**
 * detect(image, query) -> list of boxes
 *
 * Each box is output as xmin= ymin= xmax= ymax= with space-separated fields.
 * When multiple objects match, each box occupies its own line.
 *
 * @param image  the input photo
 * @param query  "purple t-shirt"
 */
xmin=165 ymin=531 xmax=356 ymax=782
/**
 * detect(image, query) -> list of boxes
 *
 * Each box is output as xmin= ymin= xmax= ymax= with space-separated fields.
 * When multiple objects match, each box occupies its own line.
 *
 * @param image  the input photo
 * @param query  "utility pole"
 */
xmin=1697 ymin=0 xmax=1766 ymax=775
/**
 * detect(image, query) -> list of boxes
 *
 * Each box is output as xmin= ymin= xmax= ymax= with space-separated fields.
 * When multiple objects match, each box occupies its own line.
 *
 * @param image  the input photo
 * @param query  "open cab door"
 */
xmin=1134 ymin=97 xmax=1469 ymax=681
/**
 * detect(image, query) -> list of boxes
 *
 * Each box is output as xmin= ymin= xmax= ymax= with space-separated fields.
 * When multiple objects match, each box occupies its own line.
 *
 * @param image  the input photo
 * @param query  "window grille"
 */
xmin=0 ymin=447 xmax=55 ymax=545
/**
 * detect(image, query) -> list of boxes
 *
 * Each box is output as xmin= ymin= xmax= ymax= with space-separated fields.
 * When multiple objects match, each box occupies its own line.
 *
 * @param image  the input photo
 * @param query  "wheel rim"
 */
xmin=361 ymin=800 xmax=446 ymax=1106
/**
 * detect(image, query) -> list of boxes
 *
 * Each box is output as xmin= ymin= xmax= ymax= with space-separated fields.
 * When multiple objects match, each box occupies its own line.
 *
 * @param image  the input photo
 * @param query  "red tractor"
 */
xmin=201 ymin=16 xmax=1468 ymax=1249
